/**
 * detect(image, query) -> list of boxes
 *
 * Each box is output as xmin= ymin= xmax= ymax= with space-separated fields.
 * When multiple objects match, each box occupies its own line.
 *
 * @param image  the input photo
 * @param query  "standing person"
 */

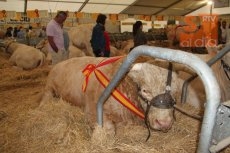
xmin=25 ymin=28 xmax=30 ymax=45
xmin=220 ymin=20 xmax=227 ymax=44
xmin=217 ymin=21 xmax=222 ymax=45
xmin=91 ymin=14 xmax=107 ymax=57
xmin=103 ymin=27 xmax=110 ymax=57
xmin=226 ymin=23 xmax=230 ymax=44
xmin=132 ymin=21 xmax=147 ymax=48
xmin=5 ymin=27 xmax=13 ymax=37
xmin=39 ymin=26 xmax=47 ymax=38
xmin=13 ymin=27 xmax=18 ymax=37
xmin=27 ymin=26 xmax=37 ymax=46
xmin=17 ymin=26 xmax=25 ymax=39
xmin=46 ymin=11 xmax=67 ymax=65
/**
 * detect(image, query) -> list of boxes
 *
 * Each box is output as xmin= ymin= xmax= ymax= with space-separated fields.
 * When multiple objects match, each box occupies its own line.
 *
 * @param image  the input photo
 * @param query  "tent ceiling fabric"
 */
xmin=122 ymin=0 xmax=208 ymax=15
xmin=0 ymin=0 xmax=209 ymax=16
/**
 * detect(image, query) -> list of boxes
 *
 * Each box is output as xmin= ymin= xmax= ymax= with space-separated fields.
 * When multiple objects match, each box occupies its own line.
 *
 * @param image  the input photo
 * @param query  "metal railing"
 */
xmin=96 ymin=45 xmax=221 ymax=153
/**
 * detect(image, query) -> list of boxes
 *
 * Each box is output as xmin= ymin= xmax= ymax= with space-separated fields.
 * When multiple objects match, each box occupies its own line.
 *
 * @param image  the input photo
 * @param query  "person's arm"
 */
xmin=99 ymin=30 xmax=106 ymax=51
xmin=47 ymin=36 xmax=58 ymax=53
xmin=142 ymin=31 xmax=148 ymax=44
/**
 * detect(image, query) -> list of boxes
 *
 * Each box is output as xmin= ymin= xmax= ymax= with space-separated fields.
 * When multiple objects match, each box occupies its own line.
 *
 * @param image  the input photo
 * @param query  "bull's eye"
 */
xmin=141 ymin=87 xmax=149 ymax=93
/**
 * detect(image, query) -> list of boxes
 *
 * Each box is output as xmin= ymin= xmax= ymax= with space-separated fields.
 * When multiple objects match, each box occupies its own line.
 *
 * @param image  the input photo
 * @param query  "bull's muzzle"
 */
xmin=145 ymin=92 xmax=175 ymax=141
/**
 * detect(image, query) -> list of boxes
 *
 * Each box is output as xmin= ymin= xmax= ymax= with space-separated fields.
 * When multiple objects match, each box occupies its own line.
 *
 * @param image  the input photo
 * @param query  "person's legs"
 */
xmin=93 ymin=49 xmax=102 ymax=57
xmin=104 ymin=51 xmax=110 ymax=57
xmin=50 ymin=50 xmax=63 ymax=65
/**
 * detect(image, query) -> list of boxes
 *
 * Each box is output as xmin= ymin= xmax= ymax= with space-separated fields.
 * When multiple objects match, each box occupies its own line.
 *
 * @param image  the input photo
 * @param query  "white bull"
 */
xmin=68 ymin=45 xmax=86 ymax=58
xmin=42 ymin=56 xmax=177 ymax=136
xmin=4 ymin=39 xmax=46 ymax=69
xmin=68 ymin=24 xmax=95 ymax=56
xmin=9 ymin=47 xmax=45 ymax=70
xmin=68 ymin=24 xmax=134 ymax=57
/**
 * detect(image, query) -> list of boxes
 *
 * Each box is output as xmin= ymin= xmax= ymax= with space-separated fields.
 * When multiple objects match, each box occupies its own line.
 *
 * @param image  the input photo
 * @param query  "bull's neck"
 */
xmin=5 ymin=41 xmax=16 ymax=53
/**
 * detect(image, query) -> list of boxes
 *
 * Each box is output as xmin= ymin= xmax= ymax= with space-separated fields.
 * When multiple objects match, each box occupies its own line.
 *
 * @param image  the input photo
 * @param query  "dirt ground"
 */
xmin=0 ymin=48 xmax=229 ymax=153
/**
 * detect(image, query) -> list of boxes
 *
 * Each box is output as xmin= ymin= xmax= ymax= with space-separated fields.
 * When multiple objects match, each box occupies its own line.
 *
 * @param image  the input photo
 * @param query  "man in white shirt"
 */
xmin=46 ymin=11 xmax=67 ymax=65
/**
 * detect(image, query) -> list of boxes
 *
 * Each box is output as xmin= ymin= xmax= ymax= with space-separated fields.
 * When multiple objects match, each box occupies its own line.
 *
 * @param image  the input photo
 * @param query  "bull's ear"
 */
xmin=128 ymin=63 xmax=143 ymax=81
xmin=130 ymin=63 xmax=143 ymax=72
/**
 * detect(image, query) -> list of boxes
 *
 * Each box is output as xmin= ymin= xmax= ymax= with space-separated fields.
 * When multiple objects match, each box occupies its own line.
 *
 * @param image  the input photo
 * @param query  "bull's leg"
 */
xmin=40 ymin=85 xmax=57 ymax=105
xmin=90 ymin=115 xmax=116 ymax=144
xmin=103 ymin=115 xmax=116 ymax=136
xmin=91 ymin=115 xmax=116 ymax=135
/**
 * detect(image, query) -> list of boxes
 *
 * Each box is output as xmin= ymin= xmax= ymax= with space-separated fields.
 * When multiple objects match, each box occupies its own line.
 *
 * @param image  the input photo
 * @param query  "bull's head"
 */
xmin=128 ymin=62 xmax=175 ymax=139
xmin=2 ymin=38 xmax=16 ymax=54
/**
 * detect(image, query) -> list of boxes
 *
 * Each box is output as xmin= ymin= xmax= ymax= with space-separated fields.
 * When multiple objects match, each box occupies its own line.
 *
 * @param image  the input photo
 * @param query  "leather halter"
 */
xmin=141 ymin=62 xmax=175 ymax=141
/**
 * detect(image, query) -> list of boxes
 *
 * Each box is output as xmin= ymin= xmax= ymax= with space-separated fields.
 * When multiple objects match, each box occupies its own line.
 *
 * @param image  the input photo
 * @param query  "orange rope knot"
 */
xmin=82 ymin=64 xmax=97 ymax=92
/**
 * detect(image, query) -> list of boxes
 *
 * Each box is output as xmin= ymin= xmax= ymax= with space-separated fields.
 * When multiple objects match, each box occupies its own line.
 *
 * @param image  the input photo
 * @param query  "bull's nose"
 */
xmin=155 ymin=119 xmax=172 ymax=130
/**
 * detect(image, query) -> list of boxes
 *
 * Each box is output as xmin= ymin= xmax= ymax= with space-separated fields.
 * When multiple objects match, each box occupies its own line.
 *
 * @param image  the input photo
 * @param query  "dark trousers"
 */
xmin=93 ymin=49 xmax=104 ymax=57
xmin=104 ymin=51 xmax=110 ymax=57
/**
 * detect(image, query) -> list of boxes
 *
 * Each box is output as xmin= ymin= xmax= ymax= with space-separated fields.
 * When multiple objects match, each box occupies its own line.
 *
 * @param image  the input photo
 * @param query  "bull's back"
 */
xmin=11 ymin=47 xmax=44 ymax=69
xmin=45 ymin=57 xmax=122 ymax=107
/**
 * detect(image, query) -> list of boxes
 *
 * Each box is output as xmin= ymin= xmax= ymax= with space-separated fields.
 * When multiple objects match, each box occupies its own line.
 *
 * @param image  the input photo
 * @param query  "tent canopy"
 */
xmin=0 ymin=0 xmax=210 ymax=16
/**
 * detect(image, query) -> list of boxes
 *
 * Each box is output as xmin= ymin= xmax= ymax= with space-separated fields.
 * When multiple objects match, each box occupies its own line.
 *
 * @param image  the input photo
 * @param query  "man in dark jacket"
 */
xmin=133 ymin=21 xmax=147 ymax=47
xmin=91 ymin=14 xmax=107 ymax=57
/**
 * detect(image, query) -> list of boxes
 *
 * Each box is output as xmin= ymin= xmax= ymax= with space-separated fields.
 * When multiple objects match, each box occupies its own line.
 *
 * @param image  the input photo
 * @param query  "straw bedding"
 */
xmin=0 ymin=49 xmax=229 ymax=153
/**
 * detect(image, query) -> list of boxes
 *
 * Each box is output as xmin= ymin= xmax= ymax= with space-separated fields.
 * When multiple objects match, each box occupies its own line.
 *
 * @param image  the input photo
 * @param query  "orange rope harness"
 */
xmin=82 ymin=57 xmax=144 ymax=119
